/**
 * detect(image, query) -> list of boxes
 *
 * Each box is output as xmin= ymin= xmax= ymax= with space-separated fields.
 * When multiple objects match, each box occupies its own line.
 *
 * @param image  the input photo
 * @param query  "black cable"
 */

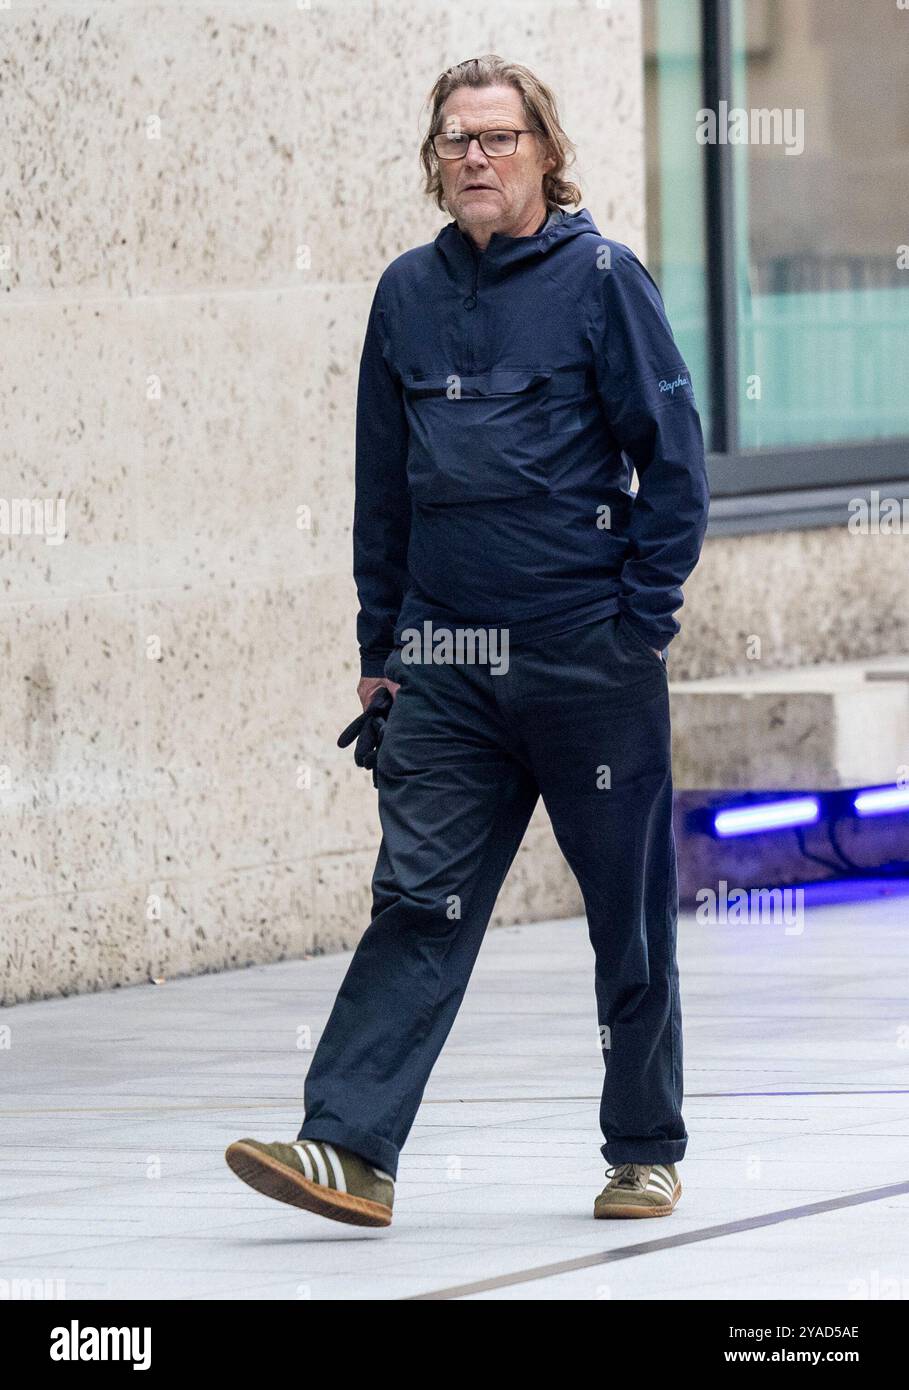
xmin=827 ymin=813 xmax=865 ymax=873
xmin=793 ymin=824 xmax=843 ymax=874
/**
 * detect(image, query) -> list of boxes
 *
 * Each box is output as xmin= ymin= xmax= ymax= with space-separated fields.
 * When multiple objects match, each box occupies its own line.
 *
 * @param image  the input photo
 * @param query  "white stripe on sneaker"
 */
xmin=322 ymin=1144 xmax=347 ymax=1193
xmin=305 ymin=1142 xmax=330 ymax=1188
xmin=647 ymin=1168 xmax=676 ymax=1198
xmin=371 ymin=1166 xmax=394 ymax=1184
xmin=291 ymin=1143 xmax=314 ymax=1181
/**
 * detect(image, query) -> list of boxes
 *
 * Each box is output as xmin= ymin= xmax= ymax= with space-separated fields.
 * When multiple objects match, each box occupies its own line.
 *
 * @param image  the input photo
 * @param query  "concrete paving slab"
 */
xmin=1 ymin=879 xmax=907 ymax=1299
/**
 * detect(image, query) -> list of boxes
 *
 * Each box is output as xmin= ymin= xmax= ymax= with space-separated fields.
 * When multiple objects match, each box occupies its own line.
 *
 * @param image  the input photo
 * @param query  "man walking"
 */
xmin=226 ymin=55 xmax=710 ymax=1228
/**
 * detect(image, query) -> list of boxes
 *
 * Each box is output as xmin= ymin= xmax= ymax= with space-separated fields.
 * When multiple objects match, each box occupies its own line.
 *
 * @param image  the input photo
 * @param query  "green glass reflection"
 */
xmin=644 ymin=0 xmax=711 ymax=447
xmin=732 ymin=0 xmax=909 ymax=448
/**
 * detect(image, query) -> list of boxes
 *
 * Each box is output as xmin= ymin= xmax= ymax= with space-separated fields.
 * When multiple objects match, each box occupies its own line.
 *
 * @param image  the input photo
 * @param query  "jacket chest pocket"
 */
xmin=401 ymin=368 xmax=553 ymax=504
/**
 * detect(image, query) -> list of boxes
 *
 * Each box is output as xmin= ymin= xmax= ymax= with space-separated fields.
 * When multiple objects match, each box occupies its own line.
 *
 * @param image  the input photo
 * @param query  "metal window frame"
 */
xmin=698 ymin=0 xmax=909 ymax=536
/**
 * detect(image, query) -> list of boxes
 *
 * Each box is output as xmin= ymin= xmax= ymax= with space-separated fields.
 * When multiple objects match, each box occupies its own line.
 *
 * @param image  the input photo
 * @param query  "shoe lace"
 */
xmin=605 ymin=1162 xmax=647 ymax=1190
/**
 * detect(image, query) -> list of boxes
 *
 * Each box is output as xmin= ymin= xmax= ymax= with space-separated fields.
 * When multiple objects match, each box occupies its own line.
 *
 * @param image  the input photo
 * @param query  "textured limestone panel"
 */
xmin=0 ymin=596 xmax=146 ymax=900
xmin=3 ymin=2 xmax=642 ymax=291
xmin=1 ymin=1 xmax=651 ymax=1005
xmin=2 ymin=8 xmax=138 ymax=296
xmin=0 ymin=300 xmax=141 ymax=604
xmin=0 ymin=802 xmax=44 ymax=903
xmin=672 ymin=691 xmax=840 ymax=791
xmin=675 ymin=528 xmax=909 ymax=681
xmin=300 ymin=568 xmax=371 ymax=738
xmin=2 ymin=885 xmax=149 ymax=1006
xmin=30 ymin=794 xmax=149 ymax=901
xmin=145 ymin=750 xmax=373 ymax=886
xmin=146 ymin=859 xmax=314 ymax=983
xmin=145 ymin=877 xmax=209 ymax=982
xmin=137 ymin=572 xmax=377 ymax=874
xmin=299 ymin=3 xmax=452 ymax=284
xmin=135 ymin=285 xmax=365 ymax=595
xmin=139 ymin=294 xmax=290 ymax=589
xmin=311 ymin=850 xmax=378 ymax=958
xmin=260 ymin=284 xmax=367 ymax=582
xmin=139 ymin=583 xmax=323 ymax=874
xmin=147 ymin=766 xmax=303 ymax=882
xmin=194 ymin=861 xmax=314 ymax=972
xmin=140 ymin=584 xmax=311 ymax=773
xmin=2 ymin=4 xmax=333 ymax=299
xmin=310 ymin=743 xmax=393 ymax=861
xmin=131 ymin=5 xmax=306 ymax=295
xmin=671 ymin=655 xmax=909 ymax=790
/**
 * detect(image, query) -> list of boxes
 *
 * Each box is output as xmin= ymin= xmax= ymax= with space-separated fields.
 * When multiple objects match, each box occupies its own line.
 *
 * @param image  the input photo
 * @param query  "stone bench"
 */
xmin=670 ymin=653 xmax=909 ymax=790
xmin=668 ymin=654 xmax=909 ymax=896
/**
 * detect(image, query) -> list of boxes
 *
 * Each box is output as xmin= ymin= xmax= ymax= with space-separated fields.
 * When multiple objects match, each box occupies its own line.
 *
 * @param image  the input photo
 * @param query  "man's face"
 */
xmin=436 ymin=84 xmax=553 ymax=240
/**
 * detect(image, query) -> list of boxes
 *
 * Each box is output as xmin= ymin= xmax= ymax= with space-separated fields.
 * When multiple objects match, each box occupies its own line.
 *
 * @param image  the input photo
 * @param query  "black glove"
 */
xmin=337 ymin=684 xmax=394 ymax=788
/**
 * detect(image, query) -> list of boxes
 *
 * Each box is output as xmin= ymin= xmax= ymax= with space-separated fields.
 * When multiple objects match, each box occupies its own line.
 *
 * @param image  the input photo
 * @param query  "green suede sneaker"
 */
xmin=594 ymin=1162 xmax=681 ymax=1218
xmin=225 ymin=1138 xmax=394 ymax=1227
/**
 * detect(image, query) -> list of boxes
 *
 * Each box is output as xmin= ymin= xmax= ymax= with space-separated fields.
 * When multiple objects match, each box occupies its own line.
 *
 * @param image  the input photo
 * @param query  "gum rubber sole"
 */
xmin=594 ymin=1180 xmax=682 ymax=1219
xmin=224 ymin=1141 xmax=392 ymax=1227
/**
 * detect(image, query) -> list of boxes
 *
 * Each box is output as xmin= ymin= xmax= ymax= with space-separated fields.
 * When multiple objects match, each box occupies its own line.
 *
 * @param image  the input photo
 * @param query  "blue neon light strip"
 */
xmin=853 ymin=785 xmax=909 ymax=816
xmin=714 ymin=797 xmax=821 ymax=838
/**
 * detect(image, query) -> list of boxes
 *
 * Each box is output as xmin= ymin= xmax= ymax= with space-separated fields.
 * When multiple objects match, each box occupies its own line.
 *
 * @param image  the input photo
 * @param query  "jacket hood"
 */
xmin=435 ymin=206 xmax=601 ymax=281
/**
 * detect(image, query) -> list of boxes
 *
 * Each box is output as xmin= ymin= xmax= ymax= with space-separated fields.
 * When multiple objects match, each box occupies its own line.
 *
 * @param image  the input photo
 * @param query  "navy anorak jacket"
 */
xmin=353 ymin=207 xmax=710 ymax=677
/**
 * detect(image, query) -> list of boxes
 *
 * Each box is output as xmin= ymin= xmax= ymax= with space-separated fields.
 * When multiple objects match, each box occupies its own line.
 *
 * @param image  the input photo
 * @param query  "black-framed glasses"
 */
xmin=431 ymin=128 xmax=536 ymax=160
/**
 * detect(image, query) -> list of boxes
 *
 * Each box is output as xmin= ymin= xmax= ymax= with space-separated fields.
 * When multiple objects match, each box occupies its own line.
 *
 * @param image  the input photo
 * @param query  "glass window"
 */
xmin=731 ymin=0 xmax=909 ymax=449
xmin=643 ymin=0 xmax=712 ymax=447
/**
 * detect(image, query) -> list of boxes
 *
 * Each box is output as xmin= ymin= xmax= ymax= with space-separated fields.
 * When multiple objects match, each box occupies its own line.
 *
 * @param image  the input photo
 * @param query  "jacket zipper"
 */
xmin=465 ymin=247 xmax=480 ymax=372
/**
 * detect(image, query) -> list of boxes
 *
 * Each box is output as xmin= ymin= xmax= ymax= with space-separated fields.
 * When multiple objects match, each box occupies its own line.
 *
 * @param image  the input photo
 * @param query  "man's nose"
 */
xmin=464 ymin=139 xmax=490 ymax=166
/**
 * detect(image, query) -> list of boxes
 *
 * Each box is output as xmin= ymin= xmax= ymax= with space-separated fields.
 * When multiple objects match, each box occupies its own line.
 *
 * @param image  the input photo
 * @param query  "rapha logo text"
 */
xmin=659 ymin=373 xmax=690 ymax=397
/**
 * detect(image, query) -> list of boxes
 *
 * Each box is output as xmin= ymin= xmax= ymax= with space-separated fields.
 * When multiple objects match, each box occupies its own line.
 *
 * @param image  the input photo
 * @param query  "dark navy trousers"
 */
xmin=298 ymin=612 xmax=687 ymax=1179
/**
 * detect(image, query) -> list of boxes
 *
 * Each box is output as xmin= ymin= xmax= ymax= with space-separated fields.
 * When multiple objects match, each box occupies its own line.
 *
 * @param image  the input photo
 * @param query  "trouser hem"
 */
xmin=602 ymin=1139 xmax=687 ymax=1165
xmin=297 ymin=1118 xmax=399 ymax=1181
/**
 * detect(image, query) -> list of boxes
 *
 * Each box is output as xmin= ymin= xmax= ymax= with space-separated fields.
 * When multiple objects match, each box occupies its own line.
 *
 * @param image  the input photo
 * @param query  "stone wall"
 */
xmin=0 ymin=1 xmax=645 ymax=1002
xmin=2 ymin=3 xmax=904 ymax=1005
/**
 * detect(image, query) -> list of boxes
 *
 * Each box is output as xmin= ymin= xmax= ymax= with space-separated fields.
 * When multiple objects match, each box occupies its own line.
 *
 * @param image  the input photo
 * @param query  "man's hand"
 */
xmin=357 ymin=675 xmax=400 ymax=712
xmin=339 ymin=681 xmax=398 ymax=788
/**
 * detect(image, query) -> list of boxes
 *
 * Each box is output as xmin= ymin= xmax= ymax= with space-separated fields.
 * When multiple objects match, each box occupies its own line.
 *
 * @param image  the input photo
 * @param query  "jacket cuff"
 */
xmin=360 ymin=655 xmax=391 ymax=679
xmin=618 ymin=612 xmax=672 ymax=655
